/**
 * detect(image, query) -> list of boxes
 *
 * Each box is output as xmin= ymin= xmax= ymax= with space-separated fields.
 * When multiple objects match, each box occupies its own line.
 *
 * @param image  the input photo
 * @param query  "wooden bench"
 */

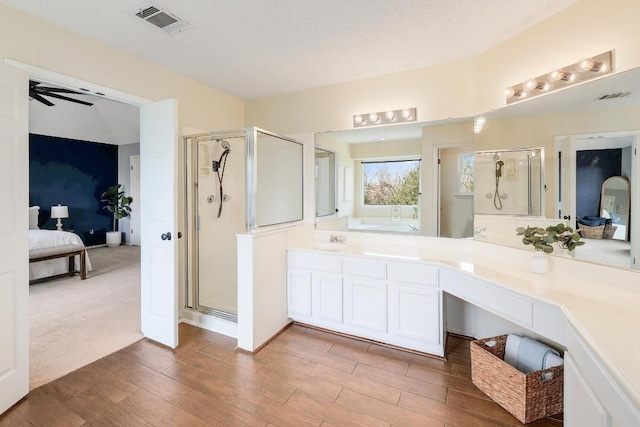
xmin=29 ymin=244 xmax=87 ymax=284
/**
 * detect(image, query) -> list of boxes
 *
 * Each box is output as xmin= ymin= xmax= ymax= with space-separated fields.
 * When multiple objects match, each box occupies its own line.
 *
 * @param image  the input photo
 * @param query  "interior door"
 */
xmin=140 ymin=99 xmax=179 ymax=348
xmin=559 ymin=136 xmax=577 ymax=225
xmin=0 ymin=63 xmax=29 ymax=414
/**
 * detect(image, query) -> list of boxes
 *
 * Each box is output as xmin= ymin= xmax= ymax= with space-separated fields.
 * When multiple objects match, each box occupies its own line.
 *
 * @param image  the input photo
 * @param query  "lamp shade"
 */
xmin=51 ymin=205 xmax=69 ymax=219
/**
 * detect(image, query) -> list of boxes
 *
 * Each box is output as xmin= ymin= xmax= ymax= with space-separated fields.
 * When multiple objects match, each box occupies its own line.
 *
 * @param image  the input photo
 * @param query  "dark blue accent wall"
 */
xmin=576 ymin=149 xmax=621 ymax=220
xmin=29 ymin=134 xmax=118 ymax=246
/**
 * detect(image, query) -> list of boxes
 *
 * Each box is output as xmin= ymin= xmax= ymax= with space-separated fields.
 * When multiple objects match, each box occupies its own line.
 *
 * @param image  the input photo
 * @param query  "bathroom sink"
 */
xmin=311 ymin=242 xmax=347 ymax=252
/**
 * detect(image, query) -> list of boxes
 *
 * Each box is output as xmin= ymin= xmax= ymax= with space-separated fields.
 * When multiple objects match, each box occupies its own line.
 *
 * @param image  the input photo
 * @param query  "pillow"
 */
xmin=29 ymin=206 xmax=40 ymax=229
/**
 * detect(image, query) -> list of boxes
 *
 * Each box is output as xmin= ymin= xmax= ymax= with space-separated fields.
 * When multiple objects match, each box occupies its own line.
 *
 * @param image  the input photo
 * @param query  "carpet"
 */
xmin=29 ymin=245 xmax=143 ymax=390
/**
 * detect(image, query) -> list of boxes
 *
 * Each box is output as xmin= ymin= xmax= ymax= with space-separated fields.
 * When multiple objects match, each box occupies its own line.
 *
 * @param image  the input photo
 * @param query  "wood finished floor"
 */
xmin=1 ymin=323 xmax=563 ymax=426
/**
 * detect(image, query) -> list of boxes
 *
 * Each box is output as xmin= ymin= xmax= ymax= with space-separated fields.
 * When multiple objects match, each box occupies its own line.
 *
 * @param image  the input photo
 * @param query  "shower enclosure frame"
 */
xmin=183 ymin=127 xmax=305 ymax=322
xmin=474 ymin=147 xmax=546 ymax=216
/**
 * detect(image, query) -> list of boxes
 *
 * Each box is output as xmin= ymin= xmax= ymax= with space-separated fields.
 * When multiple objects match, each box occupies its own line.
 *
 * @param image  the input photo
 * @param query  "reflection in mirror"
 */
xmin=315 ymin=119 xmax=474 ymax=236
xmin=600 ymin=176 xmax=630 ymax=241
xmin=474 ymin=148 xmax=543 ymax=216
xmin=474 ymin=66 xmax=640 ymax=270
xmin=315 ymin=148 xmax=336 ymax=218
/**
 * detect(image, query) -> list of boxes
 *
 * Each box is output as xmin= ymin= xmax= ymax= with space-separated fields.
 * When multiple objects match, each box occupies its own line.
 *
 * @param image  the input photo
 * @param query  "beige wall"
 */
xmin=246 ymin=58 xmax=475 ymax=135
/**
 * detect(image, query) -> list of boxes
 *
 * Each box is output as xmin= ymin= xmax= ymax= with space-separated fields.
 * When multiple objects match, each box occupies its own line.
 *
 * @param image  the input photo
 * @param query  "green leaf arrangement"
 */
xmin=516 ymin=223 xmax=585 ymax=254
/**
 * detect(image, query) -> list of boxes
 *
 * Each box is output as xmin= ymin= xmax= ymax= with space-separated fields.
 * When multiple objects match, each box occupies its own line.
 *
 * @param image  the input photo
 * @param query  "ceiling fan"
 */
xmin=29 ymin=80 xmax=93 ymax=107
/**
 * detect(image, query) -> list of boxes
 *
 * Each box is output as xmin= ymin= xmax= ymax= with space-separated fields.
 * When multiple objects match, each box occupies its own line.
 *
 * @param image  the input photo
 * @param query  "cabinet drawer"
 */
xmin=288 ymin=251 xmax=342 ymax=274
xmin=344 ymin=257 xmax=386 ymax=280
xmin=447 ymin=275 xmax=533 ymax=327
xmin=388 ymin=262 xmax=438 ymax=287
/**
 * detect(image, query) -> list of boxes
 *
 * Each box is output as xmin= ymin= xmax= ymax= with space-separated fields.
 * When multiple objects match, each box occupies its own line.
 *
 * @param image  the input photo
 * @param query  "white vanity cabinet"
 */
xmin=287 ymin=249 xmax=444 ymax=356
xmin=564 ymin=353 xmax=612 ymax=427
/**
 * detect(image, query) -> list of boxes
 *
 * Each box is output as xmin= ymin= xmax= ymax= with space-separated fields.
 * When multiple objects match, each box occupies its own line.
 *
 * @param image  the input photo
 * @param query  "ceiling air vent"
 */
xmin=135 ymin=4 xmax=191 ymax=34
xmin=595 ymin=92 xmax=632 ymax=101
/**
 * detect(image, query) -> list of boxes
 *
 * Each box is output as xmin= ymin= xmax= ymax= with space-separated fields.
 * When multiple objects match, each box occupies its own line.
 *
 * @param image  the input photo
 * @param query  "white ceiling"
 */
xmin=29 ymin=82 xmax=140 ymax=145
xmin=1 ymin=0 xmax=576 ymax=100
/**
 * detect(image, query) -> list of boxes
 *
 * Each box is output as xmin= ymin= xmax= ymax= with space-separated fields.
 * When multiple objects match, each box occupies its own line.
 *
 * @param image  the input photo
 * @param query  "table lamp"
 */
xmin=51 ymin=204 xmax=69 ymax=231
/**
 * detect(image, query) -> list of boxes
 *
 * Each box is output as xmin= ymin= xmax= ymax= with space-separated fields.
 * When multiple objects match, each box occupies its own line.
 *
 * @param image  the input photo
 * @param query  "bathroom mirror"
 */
xmin=600 ymin=176 xmax=630 ymax=241
xmin=474 ymin=148 xmax=544 ymax=216
xmin=315 ymin=118 xmax=473 ymax=236
xmin=315 ymin=148 xmax=337 ymax=218
xmin=474 ymin=66 xmax=640 ymax=270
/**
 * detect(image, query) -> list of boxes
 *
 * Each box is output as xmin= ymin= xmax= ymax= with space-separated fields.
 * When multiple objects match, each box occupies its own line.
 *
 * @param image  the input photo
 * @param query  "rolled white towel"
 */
xmin=504 ymin=334 xmax=522 ymax=368
xmin=516 ymin=337 xmax=560 ymax=374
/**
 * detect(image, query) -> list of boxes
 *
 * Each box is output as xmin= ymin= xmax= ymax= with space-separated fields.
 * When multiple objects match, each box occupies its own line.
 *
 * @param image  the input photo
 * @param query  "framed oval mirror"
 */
xmin=600 ymin=176 xmax=630 ymax=241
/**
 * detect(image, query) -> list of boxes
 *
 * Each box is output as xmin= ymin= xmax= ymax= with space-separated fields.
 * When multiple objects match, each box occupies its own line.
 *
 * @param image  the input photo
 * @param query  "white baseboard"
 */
xmin=85 ymin=244 xmax=107 ymax=249
xmin=180 ymin=309 xmax=237 ymax=339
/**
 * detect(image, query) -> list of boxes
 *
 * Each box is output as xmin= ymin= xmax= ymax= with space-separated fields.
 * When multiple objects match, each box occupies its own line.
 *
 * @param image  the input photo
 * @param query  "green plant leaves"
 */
xmin=515 ymin=223 xmax=584 ymax=253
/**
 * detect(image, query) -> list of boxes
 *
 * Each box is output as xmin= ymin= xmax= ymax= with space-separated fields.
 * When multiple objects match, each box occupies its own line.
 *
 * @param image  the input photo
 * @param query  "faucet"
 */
xmin=474 ymin=227 xmax=486 ymax=236
xmin=329 ymin=234 xmax=346 ymax=243
xmin=408 ymin=224 xmax=420 ymax=231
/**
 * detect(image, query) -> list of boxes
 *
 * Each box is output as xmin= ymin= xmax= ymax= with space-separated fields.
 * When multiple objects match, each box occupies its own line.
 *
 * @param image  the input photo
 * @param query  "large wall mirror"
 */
xmin=315 ymin=118 xmax=474 ymax=238
xmin=475 ymin=66 xmax=640 ymax=271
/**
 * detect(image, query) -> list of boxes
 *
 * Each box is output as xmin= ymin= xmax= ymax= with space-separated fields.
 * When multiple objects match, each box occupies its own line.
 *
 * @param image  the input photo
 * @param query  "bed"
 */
xmin=29 ymin=206 xmax=92 ymax=282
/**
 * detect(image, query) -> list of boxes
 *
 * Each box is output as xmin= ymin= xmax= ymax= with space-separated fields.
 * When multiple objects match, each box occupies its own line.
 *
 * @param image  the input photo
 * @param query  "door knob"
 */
xmin=161 ymin=232 xmax=172 ymax=241
xmin=177 ymin=232 xmax=182 ymax=238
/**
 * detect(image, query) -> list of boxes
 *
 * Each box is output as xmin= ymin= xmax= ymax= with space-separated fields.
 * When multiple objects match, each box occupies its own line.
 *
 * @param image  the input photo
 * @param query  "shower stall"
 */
xmin=475 ymin=148 xmax=544 ymax=216
xmin=184 ymin=127 xmax=304 ymax=322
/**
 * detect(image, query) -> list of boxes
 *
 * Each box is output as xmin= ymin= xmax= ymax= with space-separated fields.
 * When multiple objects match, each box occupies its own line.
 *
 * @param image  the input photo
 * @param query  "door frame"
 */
xmin=3 ymin=59 xmax=183 ymax=370
xmin=556 ymin=129 xmax=640 ymax=270
xmin=130 ymin=155 xmax=141 ymax=246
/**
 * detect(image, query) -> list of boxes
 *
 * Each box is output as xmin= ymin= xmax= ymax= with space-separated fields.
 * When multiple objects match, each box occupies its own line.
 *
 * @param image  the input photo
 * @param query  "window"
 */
xmin=458 ymin=153 xmax=474 ymax=195
xmin=362 ymin=159 xmax=420 ymax=205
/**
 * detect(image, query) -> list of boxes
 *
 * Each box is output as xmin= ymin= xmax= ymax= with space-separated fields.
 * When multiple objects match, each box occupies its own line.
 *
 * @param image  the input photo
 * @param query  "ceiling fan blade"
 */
xmin=42 ymin=92 xmax=94 ymax=106
xmin=30 ymin=92 xmax=55 ymax=106
xmin=29 ymin=80 xmax=41 ymax=87
xmin=36 ymin=87 xmax=85 ymax=95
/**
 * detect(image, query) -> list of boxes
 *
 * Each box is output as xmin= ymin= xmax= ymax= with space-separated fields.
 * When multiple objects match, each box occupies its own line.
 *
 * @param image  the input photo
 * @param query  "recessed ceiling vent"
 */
xmin=595 ymin=92 xmax=632 ymax=101
xmin=135 ymin=4 xmax=191 ymax=34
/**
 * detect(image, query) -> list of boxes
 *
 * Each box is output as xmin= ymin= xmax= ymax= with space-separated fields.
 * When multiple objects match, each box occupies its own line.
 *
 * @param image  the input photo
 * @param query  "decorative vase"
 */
xmin=106 ymin=231 xmax=122 ymax=248
xmin=531 ymin=252 xmax=549 ymax=274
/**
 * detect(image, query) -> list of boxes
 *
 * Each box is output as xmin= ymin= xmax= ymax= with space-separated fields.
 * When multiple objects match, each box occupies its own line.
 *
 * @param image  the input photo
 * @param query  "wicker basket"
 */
xmin=470 ymin=335 xmax=564 ymax=424
xmin=603 ymin=224 xmax=617 ymax=239
xmin=578 ymin=223 xmax=605 ymax=239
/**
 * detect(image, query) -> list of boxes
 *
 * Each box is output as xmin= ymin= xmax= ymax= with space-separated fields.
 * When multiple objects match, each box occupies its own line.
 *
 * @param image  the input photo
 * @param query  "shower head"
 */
xmin=218 ymin=139 xmax=231 ymax=151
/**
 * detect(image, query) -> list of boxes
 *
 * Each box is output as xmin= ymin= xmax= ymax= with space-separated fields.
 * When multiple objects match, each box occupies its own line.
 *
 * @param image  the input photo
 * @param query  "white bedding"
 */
xmin=29 ymin=230 xmax=92 ymax=281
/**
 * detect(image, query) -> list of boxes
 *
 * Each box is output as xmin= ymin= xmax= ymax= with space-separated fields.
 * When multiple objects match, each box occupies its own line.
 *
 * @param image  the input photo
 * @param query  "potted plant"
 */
xmin=101 ymin=184 xmax=133 ymax=247
xmin=516 ymin=223 xmax=584 ymax=273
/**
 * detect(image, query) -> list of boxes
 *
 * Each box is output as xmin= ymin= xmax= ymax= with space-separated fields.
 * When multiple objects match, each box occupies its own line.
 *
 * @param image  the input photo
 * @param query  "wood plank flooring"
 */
xmin=1 ymin=323 xmax=563 ymax=426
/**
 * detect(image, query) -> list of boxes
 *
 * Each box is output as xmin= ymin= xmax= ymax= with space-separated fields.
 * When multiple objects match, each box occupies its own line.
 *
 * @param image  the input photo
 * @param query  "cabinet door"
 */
xmin=287 ymin=269 xmax=312 ymax=317
xmin=388 ymin=283 xmax=440 ymax=344
xmin=312 ymin=273 xmax=343 ymax=323
xmin=564 ymin=352 xmax=612 ymax=427
xmin=344 ymin=278 xmax=387 ymax=332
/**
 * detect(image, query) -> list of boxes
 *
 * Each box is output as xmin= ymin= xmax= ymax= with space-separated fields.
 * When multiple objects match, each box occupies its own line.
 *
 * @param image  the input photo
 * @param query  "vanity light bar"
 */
xmin=353 ymin=108 xmax=416 ymax=128
xmin=505 ymin=50 xmax=613 ymax=105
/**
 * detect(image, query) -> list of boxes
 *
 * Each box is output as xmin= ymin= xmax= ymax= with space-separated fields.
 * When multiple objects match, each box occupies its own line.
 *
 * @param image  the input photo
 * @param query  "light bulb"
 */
xmin=385 ymin=111 xmax=395 ymax=120
xmin=368 ymin=112 xmax=380 ymax=123
xmin=473 ymin=116 xmax=486 ymax=134
xmin=576 ymin=57 xmax=604 ymax=73
xmin=505 ymin=87 xmax=516 ymax=98
xmin=523 ymin=78 xmax=538 ymax=91
xmin=353 ymin=115 xmax=364 ymax=125
xmin=549 ymin=69 xmax=576 ymax=82
xmin=401 ymin=108 xmax=413 ymax=119
xmin=523 ymin=79 xmax=548 ymax=92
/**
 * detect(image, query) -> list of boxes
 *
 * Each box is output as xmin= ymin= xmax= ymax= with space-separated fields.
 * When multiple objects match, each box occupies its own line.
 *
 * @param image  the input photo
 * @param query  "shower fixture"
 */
xmin=212 ymin=139 xmax=231 ymax=218
xmin=494 ymin=160 xmax=505 ymax=210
